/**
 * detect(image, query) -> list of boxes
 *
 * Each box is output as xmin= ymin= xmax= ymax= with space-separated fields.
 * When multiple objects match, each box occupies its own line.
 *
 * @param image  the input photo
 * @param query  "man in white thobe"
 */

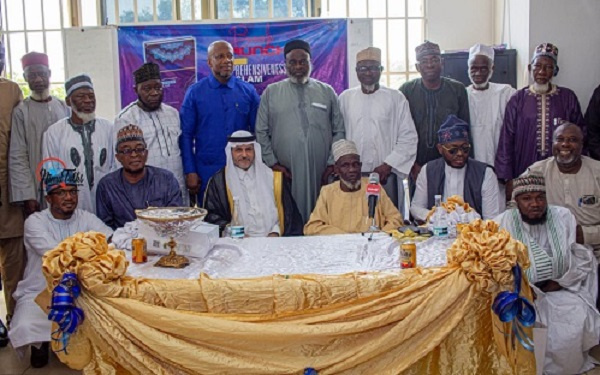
xmin=115 ymin=62 xmax=188 ymax=205
xmin=410 ymin=115 xmax=500 ymax=222
xmin=466 ymin=44 xmax=515 ymax=209
xmin=8 ymin=170 xmax=112 ymax=368
xmin=9 ymin=52 xmax=69 ymax=214
xmin=339 ymin=47 xmax=417 ymax=211
xmin=42 ymin=74 xmax=114 ymax=213
xmin=203 ymin=130 xmax=303 ymax=237
xmin=494 ymin=173 xmax=600 ymax=375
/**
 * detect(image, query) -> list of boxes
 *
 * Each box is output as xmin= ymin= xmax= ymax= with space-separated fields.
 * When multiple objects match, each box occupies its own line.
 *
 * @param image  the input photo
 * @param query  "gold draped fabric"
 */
xmin=41 ymin=221 xmax=536 ymax=374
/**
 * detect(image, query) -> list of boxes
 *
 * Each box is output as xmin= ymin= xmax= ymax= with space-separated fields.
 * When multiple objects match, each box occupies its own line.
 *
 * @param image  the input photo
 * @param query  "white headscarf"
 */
xmin=225 ymin=131 xmax=279 ymax=236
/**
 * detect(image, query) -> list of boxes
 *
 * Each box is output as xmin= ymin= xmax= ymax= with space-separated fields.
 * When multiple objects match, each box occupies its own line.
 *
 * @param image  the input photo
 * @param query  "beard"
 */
xmin=73 ymin=108 xmax=96 ymax=124
xmin=287 ymin=63 xmax=312 ymax=84
xmin=31 ymin=88 xmax=50 ymax=101
xmin=468 ymin=71 xmax=492 ymax=89
xmin=520 ymin=209 xmax=548 ymax=225
xmin=532 ymin=82 xmax=550 ymax=94
xmin=340 ymin=177 xmax=361 ymax=191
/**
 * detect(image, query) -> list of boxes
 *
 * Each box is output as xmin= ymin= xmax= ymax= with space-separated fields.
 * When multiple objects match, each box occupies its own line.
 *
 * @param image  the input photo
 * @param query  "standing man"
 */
xmin=466 ymin=44 xmax=516 ymax=166
xmin=42 ymin=74 xmax=114 ymax=213
xmin=116 ymin=62 xmax=188 ymax=205
xmin=256 ymin=39 xmax=345 ymax=223
xmin=495 ymin=43 xmax=585 ymax=200
xmin=9 ymin=52 xmax=69 ymax=213
xmin=0 ymin=40 xmax=24 ymax=341
xmin=339 ymin=47 xmax=417 ymax=209
xmin=467 ymin=43 xmax=516 ymax=210
xmin=400 ymin=41 xmax=470 ymax=194
xmin=527 ymin=123 xmax=600 ymax=259
xmin=180 ymin=40 xmax=260 ymax=202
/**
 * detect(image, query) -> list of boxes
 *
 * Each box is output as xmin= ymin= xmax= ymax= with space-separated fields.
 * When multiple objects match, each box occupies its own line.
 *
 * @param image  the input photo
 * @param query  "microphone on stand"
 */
xmin=365 ymin=173 xmax=381 ymax=240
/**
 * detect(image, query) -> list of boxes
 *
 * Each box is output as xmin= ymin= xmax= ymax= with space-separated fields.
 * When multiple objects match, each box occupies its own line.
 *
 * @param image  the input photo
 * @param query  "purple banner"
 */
xmin=118 ymin=19 xmax=348 ymax=110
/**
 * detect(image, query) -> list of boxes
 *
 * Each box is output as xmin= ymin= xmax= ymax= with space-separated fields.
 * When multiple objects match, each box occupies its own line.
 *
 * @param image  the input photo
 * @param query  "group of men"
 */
xmin=0 ymin=35 xmax=598 ymax=374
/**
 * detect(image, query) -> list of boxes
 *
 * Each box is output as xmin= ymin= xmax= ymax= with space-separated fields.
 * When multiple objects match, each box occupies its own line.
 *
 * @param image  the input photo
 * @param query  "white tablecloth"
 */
xmin=126 ymin=234 xmax=454 ymax=280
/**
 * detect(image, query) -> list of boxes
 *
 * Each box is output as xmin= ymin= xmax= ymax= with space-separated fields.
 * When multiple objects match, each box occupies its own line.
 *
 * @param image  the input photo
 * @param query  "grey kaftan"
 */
xmin=255 ymin=78 xmax=345 ymax=222
xmin=8 ymin=97 xmax=69 ymax=205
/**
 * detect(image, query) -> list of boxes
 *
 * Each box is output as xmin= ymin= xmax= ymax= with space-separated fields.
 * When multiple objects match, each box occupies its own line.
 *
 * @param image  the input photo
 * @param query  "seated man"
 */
xmin=527 ymin=123 xmax=600 ymax=258
xmin=9 ymin=170 xmax=112 ymax=368
xmin=494 ymin=173 xmax=600 ymax=375
xmin=96 ymin=124 xmax=182 ymax=229
xmin=410 ymin=115 xmax=500 ymax=222
xmin=204 ymin=130 xmax=303 ymax=236
xmin=304 ymin=139 xmax=402 ymax=235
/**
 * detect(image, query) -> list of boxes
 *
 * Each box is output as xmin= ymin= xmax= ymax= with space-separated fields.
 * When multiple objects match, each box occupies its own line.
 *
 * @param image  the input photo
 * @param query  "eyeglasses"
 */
xmin=441 ymin=144 xmax=471 ymax=155
xmin=356 ymin=66 xmax=383 ymax=73
xmin=118 ymin=146 xmax=147 ymax=155
xmin=49 ymin=189 xmax=79 ymax=197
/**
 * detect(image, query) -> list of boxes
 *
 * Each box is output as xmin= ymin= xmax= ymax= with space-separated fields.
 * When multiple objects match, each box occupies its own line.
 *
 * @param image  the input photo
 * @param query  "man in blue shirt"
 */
xmin=180 ymin=40 xmax=260 ymax=201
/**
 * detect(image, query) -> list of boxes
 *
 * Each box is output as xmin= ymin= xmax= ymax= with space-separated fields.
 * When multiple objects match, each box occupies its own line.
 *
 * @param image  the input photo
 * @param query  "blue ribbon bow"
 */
xmin=304 ymin=368 xmax=318 ymax=375
xmin=48 ymin=272 xmax=85 ymax=353
xmin=492 ymin=265 xmax=536 ymax=351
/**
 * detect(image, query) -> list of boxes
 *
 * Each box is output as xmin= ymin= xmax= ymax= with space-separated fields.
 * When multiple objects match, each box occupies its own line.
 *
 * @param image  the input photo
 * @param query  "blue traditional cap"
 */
xmin=437 ymin=115 xmax=470 ymax=144
xmin=44 ymin=168 xmax=80 ymax=193
xmin=65 ymin=74 xmax=94 ymax=97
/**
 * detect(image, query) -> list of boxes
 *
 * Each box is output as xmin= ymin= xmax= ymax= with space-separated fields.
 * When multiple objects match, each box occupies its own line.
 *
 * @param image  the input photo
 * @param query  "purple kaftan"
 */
xmin=495 ymin=85 xmax=584 ymax=180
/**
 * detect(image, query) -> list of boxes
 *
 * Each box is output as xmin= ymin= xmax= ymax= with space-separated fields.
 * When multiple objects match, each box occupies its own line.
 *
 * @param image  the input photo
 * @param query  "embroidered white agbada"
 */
xmin=410 ymin=162 xmax=500 ymax=221
xmin=495 ymin=205 xmax=600 ymax=375
xmin=42 ymin=117 xmax=115 ymax=213
xmin=8 ymin=209 xmax=112 ymax=352
xmin=116 ymin=102 xmax=188 ymax=205
xmin=224 ymin=139 xmax=279 ymax=237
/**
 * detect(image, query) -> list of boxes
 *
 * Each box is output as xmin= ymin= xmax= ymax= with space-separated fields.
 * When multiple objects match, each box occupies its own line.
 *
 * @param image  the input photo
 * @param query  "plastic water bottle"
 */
xmin=230 ymin=197 xmax=245 ymax=239
xmin=432 ymin=195 xmax=449 ymax=238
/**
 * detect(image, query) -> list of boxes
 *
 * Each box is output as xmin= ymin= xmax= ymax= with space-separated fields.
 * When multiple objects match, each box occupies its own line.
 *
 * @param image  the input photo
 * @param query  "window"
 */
xmin=322 ymin=0 xmax=426 ymax=88
xmin=214 ymin=0 xmax=310 ymax=19
xmin=102 ymin=0 xmax=201 ymax=24
xmin=1 ymin=0 xmax=70 ymax=98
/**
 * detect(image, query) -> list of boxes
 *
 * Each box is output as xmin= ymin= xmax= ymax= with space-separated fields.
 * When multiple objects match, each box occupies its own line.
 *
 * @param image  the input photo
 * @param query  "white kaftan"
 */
xmin=410 ymin=161 xmax=500 ymax=221
xmin=8 ymin=209 xmax=112 ymax=352
xmin=339 ymin=85 xmax=417 ymax=208
xmin=116 ymin=102 xmax=188 ymax=205
xmin=467 ymin=82 xmax=515 ymax=166
xmin=495 ymin=206 xmax=600 ymax=375
xmin=42 ymin=117 xmax=115 ymax=213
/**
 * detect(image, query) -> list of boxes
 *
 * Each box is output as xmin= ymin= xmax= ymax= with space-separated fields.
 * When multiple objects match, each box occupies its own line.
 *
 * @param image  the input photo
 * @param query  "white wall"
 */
xmin=427 ymin=0 xmax=495 ymax=51
xmin=528 ymin=0 xmax=600 ymax=111
xmin=64 ymin=26 xmax=121 ymax=120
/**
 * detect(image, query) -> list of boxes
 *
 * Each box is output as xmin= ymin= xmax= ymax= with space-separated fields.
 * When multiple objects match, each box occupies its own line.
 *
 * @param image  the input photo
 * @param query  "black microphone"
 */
xmin=366 ymin=172 xmax=380 ymax=219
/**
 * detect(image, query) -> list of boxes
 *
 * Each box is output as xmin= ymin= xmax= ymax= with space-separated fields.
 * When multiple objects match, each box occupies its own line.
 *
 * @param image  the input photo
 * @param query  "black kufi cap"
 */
xmin=284 ymin=39 xmax=311 ymax=57
xmin=133 ymin=62 xmax=161 ymax=85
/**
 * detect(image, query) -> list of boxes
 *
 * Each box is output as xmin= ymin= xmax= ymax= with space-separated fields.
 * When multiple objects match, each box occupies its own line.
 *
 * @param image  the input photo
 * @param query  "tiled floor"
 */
xmin=0 ymin=293 xmax=80 ymax=375
xmin=1 ymin=291 xmax=600 ymax=375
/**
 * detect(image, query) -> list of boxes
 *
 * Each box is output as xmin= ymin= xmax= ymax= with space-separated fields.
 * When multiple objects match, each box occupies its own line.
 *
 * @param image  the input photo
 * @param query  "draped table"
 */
xmin=41 ymin=221 xmax=536 ymax=375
